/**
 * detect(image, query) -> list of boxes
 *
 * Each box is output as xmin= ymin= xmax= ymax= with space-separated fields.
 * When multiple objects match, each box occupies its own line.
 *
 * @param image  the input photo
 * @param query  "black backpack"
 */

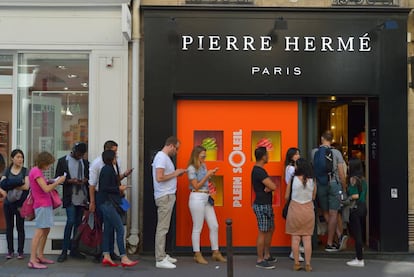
xmin=313 ymin=146 xmax=334 ymax=185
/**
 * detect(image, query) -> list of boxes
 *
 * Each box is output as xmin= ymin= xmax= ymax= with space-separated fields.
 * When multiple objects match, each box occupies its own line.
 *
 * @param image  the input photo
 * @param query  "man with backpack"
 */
xmin=312 ymin=131 xmax=346 ymax=252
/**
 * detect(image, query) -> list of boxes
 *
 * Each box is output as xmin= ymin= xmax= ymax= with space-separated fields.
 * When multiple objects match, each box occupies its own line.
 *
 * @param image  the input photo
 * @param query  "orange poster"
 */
xmin=176 ymin=100 xmax=298 ymax=248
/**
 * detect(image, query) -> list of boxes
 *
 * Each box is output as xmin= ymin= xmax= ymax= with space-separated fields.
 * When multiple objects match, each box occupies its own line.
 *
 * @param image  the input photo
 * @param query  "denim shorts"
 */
xmin=253 ymin=204 xmax=274 ymax=232
xmin=317 ymin=180 xmax=341 ymax=211
xmin=34 ymin=206 xmax=54 ymax=228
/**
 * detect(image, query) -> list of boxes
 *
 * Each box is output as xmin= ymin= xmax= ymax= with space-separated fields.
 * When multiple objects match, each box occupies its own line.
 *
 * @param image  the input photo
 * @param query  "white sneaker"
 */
xmin=299 ymin=245 xmax=305 ymax=254
xmin=289 ymin=251 xmax=305 ymax=262
xmin=346 ymin=258 xmax=365 ymax=267
xmin=156 ymin=257 xmax=177 ymax=269
xmin=166 ymin=254 xmax=177 ymax=263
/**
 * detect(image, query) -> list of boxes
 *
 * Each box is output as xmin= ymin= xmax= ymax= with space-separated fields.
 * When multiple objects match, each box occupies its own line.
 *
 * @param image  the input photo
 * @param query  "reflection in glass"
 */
xmin=17 ymin=53 xmax=89 ymax=219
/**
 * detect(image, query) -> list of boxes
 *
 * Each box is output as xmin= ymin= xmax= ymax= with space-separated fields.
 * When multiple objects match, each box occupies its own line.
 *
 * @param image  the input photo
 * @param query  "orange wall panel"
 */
xmin=176 ymin=100 xmax=298 ymax=247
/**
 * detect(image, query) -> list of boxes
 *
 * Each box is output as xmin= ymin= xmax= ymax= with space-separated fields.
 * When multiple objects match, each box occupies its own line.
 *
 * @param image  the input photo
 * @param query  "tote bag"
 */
xmin=74 ymin=211 xmax=103 ymax=257
xmin=50 ymin=189 xmax=62 ymax=209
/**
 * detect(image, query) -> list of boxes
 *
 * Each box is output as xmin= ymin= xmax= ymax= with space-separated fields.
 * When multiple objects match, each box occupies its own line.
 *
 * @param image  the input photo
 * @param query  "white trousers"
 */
xmin=188 ymin=192 xmax=219 ymax=252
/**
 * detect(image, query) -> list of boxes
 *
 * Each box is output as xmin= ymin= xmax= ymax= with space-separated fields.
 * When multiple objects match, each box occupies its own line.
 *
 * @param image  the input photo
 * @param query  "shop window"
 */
xmin=16 ymin=53 xmax=89 ymax=220
xmin=0 ymin=55 xmax=13 ymax=89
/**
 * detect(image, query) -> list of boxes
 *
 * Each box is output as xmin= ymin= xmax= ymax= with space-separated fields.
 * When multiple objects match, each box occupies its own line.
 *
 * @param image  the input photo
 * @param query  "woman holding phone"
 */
xmin=28 ymin=151 xmax=66 ymax=269
xmin=187 ymin=145 xmax=226 ymax=264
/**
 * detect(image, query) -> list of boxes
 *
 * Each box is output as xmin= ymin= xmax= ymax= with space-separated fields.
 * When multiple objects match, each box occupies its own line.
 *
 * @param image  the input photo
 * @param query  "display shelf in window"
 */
xmin=0 ymin=121 xmax=9 ymax=160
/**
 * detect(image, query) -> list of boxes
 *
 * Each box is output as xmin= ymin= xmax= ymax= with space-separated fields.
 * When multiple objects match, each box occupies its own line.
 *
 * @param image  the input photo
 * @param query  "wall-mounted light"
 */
xmin=106 ymin=57 xmax=113 ymax=68
xmin=367 ymin=19 xmax=399 ymax=41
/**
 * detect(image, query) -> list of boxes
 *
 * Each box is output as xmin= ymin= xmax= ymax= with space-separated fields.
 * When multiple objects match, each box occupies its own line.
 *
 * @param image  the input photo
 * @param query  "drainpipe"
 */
xmin=127 ymin=0 xmax=140 ymax=254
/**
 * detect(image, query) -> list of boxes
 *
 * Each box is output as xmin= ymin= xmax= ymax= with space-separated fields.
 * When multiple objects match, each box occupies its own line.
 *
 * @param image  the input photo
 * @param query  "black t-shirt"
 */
xmin=251 ymin=165 xmax=272 ymax=205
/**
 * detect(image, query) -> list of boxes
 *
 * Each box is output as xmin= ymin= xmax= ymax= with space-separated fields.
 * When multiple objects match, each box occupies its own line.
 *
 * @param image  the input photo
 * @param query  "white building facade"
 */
xmin=0 ymin=0 xmax=132 ymax=254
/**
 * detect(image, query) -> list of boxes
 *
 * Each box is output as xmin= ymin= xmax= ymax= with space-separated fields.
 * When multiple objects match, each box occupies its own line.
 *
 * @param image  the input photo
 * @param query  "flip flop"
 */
xmin=37 ymin=257 xmax=55 ymax=264
xmin=28 ymin=261 xmax=47 ymax=269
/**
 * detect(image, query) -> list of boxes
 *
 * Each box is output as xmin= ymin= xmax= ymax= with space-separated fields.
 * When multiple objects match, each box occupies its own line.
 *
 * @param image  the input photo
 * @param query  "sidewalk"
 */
xmin=0 ymin=252 xmax=414 ymax=277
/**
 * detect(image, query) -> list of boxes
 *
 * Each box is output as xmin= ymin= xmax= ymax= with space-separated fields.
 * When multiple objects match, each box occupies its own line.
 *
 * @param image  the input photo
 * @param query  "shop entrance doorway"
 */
xmin=316 ymin=98 xmax=367 ymax=164
xmin=176 ymin=100 xmax=299 ymax=249
xmin=313 ymin=97 xmax=371 ymax=249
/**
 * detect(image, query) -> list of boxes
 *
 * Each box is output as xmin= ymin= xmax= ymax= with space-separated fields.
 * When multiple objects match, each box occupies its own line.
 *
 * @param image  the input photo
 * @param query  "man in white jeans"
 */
xmin=152 ymin=136 xmax=186 ymax=269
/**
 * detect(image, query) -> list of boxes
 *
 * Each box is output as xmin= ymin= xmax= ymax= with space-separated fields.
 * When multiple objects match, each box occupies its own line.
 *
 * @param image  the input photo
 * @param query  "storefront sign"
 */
xmin=229 ymin=129 xmax=245 ymax=207
xmin=182 ymin=34 xmax=371 ymax=52
xmin=181 ymin=34 xmax=372 ymax=78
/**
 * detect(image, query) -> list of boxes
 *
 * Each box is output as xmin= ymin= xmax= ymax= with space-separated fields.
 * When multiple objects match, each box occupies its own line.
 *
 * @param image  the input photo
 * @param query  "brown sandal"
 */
xmin=293 ymin=263 xmax=303 ymax=271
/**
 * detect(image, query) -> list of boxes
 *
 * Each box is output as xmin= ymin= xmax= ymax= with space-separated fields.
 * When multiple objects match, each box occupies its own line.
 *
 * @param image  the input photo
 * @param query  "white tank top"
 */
xmin=291 ymin=176 xmax=314 ymax=204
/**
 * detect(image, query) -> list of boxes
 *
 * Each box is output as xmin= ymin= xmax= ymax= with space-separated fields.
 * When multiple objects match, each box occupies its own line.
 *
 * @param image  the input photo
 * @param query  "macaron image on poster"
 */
xmin=252 ymin=131 xmax=281 ymax=162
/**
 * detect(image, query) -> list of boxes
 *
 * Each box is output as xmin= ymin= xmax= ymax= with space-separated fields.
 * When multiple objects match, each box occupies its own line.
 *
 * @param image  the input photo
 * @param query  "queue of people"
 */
xmin=0 ymin=140 xmax=138 ymax=270
xmin=250 ymin=130 xmax=367 ymax=272
xmin=0 ymin=132 xmax=368 ymax=272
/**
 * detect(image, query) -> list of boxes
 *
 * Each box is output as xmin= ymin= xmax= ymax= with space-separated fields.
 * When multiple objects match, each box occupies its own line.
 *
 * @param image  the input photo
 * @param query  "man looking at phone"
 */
xmin=55 ymin=142 xmax=89 ymax=262
xmin=152 ymin=136 xmax=186 ymax=269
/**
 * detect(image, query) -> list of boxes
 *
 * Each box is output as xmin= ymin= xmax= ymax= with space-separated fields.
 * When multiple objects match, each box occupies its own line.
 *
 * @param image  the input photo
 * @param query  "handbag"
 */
xmin=208 ymin=181 xmax=216 ymax=206
xmin=20 ymin=191 xmax=35 ymax=221
xmin=208 ymin=195 xmax=215 ymax=206
xmin=282 ymin=177 xmax=294 ymax=219
xmin=50 ymin=189 xmax=62 ymax=209
xmin=282 ymin=199 xmax=290 ymax=219
xmin=120 ymin=197 xmax=130 ymax=211
xmin=108 ymin=195 xmax=123 ymax=214
xmin=74 ymin=211 xmax=102 ymax=257
xmin=7 ymin=189 xmax=23 ymax=203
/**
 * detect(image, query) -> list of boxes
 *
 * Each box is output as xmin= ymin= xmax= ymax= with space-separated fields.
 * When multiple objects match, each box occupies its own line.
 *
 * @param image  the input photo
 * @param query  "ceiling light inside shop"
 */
xmin=65 ymin=106 xmax=73 ymax=116
xmin=67 ymin=74 xmax=78 ymax=78
xmin=81 ymin=82 xmax=88 ymax=88
xmin=65 ymin=94 xmax=73 ymax=117
xmin=57 ymin=65 xmax=67 ymax=70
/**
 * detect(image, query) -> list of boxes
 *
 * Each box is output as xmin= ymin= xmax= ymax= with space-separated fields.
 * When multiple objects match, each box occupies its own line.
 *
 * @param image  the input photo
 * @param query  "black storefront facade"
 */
xmin=142 ymin=6 xmax=409 ymax=253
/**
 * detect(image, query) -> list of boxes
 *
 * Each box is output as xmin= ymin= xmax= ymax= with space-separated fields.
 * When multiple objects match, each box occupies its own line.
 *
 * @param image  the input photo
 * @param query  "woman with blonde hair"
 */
xmin=187 ymin=145 xmax=225 ymax=264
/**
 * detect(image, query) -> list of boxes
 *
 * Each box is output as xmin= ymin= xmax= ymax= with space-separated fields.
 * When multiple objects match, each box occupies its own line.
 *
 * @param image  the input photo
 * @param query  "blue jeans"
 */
xmin=100 ymin=202 xmax=125 ymax=256
xmin=62 ymin=205 xmax=85 ymax=251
